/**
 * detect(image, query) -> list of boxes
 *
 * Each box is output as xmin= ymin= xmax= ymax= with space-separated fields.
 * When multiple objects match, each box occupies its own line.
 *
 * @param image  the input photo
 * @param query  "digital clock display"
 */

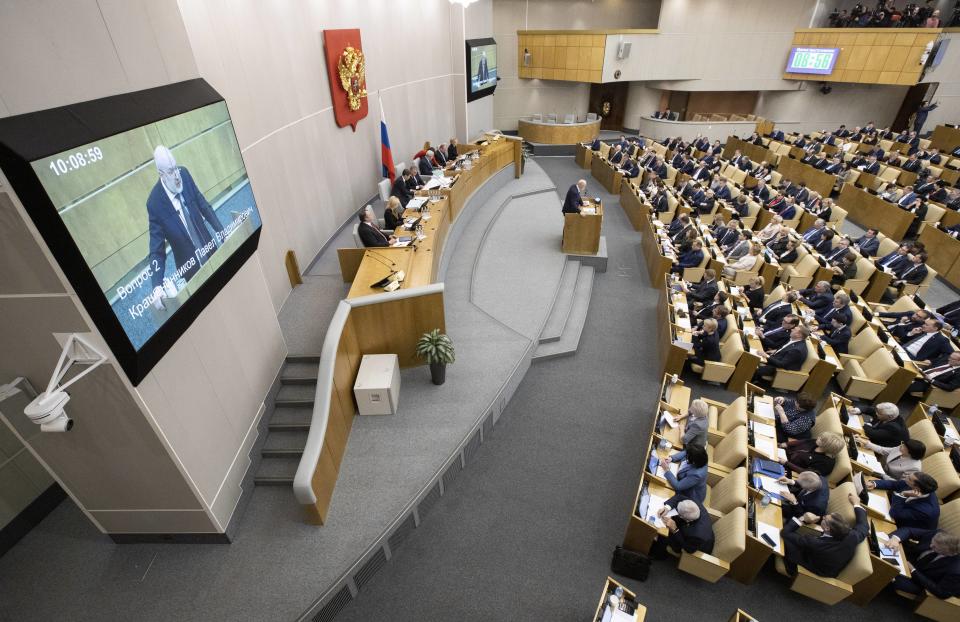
xmin=785 ymin=47 xmax=840 ymax=75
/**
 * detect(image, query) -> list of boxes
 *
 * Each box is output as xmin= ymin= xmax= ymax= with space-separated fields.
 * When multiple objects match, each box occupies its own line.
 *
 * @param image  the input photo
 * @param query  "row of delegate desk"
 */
xmin=591 ymin=576 xmax=760 ymax=622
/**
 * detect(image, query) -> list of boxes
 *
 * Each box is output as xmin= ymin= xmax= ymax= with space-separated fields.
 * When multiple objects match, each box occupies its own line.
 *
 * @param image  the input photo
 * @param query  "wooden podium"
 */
xmin=562 ymin=200 xmax=603 ymax=254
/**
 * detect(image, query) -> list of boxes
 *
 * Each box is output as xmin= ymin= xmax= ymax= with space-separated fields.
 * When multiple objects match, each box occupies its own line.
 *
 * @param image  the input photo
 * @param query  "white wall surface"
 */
xmin=623 ymin=82 xmax=663 ymax=130
xmin=603 ymin=0 xmax=819 ymax=90
xmin=755 ymin=82 xmax=909 ymax=135
xmin=464 ymin=0 xmax=496 ymax=138
xmin=492 ymin=0 xmax=659 ymax=130
xmin=921 ymin=33 xmax=960 ymax=131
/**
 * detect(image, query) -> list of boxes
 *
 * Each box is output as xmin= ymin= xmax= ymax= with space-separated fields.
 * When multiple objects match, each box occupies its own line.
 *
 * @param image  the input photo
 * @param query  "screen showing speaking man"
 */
xmin=470 ymin=44 xmax=498 ymax=93
xmin=30 ymin=102 xmax=262 ymax=351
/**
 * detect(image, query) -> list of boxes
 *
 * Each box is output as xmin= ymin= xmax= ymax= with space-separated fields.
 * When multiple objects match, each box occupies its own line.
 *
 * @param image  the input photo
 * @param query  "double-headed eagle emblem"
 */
xmin=337 ymin=46 xmax=367 ymax=111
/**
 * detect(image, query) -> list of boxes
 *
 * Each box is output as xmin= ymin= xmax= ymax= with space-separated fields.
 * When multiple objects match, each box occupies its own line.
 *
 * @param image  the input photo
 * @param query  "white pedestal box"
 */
xmin=353 ymin=354 xmax=400 ymax=415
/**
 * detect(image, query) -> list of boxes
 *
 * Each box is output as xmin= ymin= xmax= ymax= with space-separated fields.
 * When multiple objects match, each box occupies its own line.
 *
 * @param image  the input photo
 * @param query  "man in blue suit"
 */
xmin=877 ymin=245 xmax=911 ymax=273
xmin=148 ymin=145 xmax=224 ymax=309
xmin=672 ymin=241 xmax=705 ymax=274
xmin=562 ymin=179 xmax=587 ymax=214
xmin=623 ymin=158 xmax=641 ymax=179
xmin=869 ymin=472 xmax=940 ymax=531
xmin=800 ymin=219 xmax=827 ymax=245
xmin=799 ymin=281 xmax=834 ymax=313
xmin=853 ymin=229 xmax=880 ymax=257
xmin=589 ymin=137 xmax=601 ymax=151
xmin=780 ymin=471 xmax=829 ymax=521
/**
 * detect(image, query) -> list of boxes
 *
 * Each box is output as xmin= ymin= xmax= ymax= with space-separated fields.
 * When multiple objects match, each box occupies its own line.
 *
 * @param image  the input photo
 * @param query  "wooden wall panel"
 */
xmin=518 ymin=30 xmax=608 ymax=83
xmin=350 ymin=292 xmax=446 ymax=369
xmin=784 ymin=28 xmax=939 ymax=86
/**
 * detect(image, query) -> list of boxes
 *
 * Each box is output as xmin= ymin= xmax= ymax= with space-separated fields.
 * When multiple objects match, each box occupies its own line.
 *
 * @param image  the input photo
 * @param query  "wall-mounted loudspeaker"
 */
xmin=523 ymin=49 xmax=531 ymax=67
xmin=617 ymin=41 xmax=631 ymax=60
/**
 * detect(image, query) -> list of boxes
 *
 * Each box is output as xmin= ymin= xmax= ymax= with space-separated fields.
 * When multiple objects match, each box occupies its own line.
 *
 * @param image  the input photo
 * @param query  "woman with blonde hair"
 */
xmin=383 ymin=196 xmax=404 ymax=230
xmin=744 ymin=275 xmax=765 ymax=310
xmin=779 ymin=431 xmax=844 ymax=477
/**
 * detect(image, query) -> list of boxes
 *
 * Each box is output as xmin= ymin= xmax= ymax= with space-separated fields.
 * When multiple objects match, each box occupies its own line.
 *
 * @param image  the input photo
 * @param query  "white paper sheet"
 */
xmin=757 ymin=521 xmax=783 ymax=554
xmin=752 ymin=421 xmax=776 ymax=438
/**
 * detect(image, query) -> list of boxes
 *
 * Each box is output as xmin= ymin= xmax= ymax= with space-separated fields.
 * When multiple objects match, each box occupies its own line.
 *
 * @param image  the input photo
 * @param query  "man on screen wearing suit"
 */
xmin=476 ymin=50 xmax=490 ymax=85
xmin=562 ymin=179 xmax=587 ymax=215
xmin=148 ymin=145 xmax=225 ymax=310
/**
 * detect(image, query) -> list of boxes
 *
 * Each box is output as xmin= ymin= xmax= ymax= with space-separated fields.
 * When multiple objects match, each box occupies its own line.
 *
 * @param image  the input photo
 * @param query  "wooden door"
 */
xmin=589 ymin=82 xmax=629 ymax=131
xmin=893 ymin=83 xmax=937 ymax=132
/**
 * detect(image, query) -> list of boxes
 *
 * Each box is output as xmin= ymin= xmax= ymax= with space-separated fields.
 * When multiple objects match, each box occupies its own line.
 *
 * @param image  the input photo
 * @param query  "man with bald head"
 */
xmin=562 ymin=179 xmax=588 ymax=215
xmin=650 ymin=493 xmax=715 ymax=558
xmin=147 ymin=145 xmax=224 ymax=309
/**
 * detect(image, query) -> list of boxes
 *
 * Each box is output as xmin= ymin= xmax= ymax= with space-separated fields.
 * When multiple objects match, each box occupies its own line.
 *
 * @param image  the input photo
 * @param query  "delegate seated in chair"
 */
xmin=779 ymin=471 xmax=829 ymax=521
xmin=782 ymin=492 xmax=867 ymax=578
xmin=650 ymin=495 xmax=715 ymax=559
xmin=773 ymin=393 xmax=817 ymax=442
xmin=866 ymin=472 xmax=940 ymax=531
xmin=848 ymin=402 xmax=909 ymax=448
xmin=779 ymin=431 xmax=845 ymax=478
xmin=798 ymin=281 xmax=834 ymax=313
xmin=755 ymin=292 xmax=799 ymax=328
xmin=758 ymin=314 xmax=800 ymax=352
xmin=690 ymin=319 xmax=721 ymax=369
xmin=672 ymin=241 xmax=705 ymax=274
xmin=755 ymin=325 xmax=810 ymax=379
xmin=910 ymin=351 xmax=960 ymax=396
xmin=887 ymin=529 xmax=960 ymax=600
xmin=666 ymin=443 xmax=709 ymax=504
xmin=821 ymin=315 xmax=852 ymax=355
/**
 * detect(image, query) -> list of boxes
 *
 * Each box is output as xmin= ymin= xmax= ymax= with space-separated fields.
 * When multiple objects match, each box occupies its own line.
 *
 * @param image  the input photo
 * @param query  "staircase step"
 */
xmin=285 ymin=354 xmax=321 ymax=364
xmin=533 ymin=264 xmax=595 ymax=361
xmin=275 ymin=384 xmax=315 ymax=407
xmin=281 ymin=361 xmax=319 ymax=385
xmin=254 ymin=455 xmax=299 ymax=485
xmin=262 ymin=430 xmax=309 ymax=456
xmin=269 ymin=405 xmax=313 ymax=430
xmin=539 ymin=260 xmax=580 ymax=344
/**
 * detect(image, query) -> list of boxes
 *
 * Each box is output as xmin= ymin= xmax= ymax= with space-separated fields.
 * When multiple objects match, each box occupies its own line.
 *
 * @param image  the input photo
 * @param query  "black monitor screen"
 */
xmin=0 ymin=79 xmax=262 ymax=385
xmin=466 ymin=38 xmax=498 ymax=102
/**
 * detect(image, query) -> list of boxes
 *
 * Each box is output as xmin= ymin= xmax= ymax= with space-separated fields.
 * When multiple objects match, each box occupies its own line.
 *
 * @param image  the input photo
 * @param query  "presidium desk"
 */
xmin=290 ymin=136 xmax=522 ymax=525
xmin=518 ymin=117 xmax=600 ymax=145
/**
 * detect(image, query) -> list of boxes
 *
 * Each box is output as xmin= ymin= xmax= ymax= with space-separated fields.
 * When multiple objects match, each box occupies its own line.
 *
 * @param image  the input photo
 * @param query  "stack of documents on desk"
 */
xmin=645 ymin=493 xmax=670 ymax=527
xmin=423 ymin=177 xmax=451 ymax=190
xmin=675 ymin=315 xmax=691 ymax=331
xmin=856 ymin=451 xmax=884 ymax=473
xmin=581 ymin=206 xmax=597 ymax=215
xmin=754 ymin=400 xmax=775 ymax=420
xmin=868 ymin=491 xmax=892 ymax=520
xmin=752 ymin=421 xmax=776 ymax=439
xmin=845 ymin=415 xmax=863 ymax=430
xmin=754 ymin=436 xmax=778 ymax=459
xmin=407 ymin=197 xmax=427 ymax=210
xmin=753 ymin=474 xmax=788 ymax=500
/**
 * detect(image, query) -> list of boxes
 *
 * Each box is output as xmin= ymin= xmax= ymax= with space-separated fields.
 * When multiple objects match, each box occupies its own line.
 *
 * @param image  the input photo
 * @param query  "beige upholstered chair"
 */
xmin=922 ymin=452 xmax=960 ymax=500
xmin=683 ymin=250 xmax=711 ymax=283
xmin=707 ymin=424 xmax=749 ymax=472
xmin=762 ymin=285 xmax=786 ymax=308
xmin=692 ymin=334 xmax=743 ymax=385
xmin=781 ymin=254 xmax=819 ymax=289
xmin=770 ymin=341 xmax=818 ymax=391
xmin=837 ymin=327 xmax=884 ymax=365
xmin=705 ymin=466 xmax=748 ymax=517
xmin=922 ymin=384 xmax=960 ymax=410
xmin=828 ymin=205 xmax=847 ymax=227
xmin=844 ymin=257 xmax=875 ymax=295
xmin=848 ymin=305 xmax=868 ymax=335
xmin=837 ymin=347 xmax=899 ymax=400
xmin=908 ymin=419 xmax=944 ymax=457
xmin=677 ymin=506 xmax=747 ymax=583
xmin=777 ymin=482 xmax=873 ymax=604
xmin=704 ymin=396 xmax=748 ymax=442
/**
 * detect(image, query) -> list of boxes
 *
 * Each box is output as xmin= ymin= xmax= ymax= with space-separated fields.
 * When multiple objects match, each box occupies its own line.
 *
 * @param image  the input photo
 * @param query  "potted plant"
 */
xmin=415 ymin=329 xmax=455 ymax=385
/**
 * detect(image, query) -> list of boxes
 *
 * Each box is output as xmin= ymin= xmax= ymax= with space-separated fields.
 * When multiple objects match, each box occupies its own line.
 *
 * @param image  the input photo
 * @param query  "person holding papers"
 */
xmin=779 ymin=431 xmax=845 ymax=477
xmin=778 ymin=471 xmax=829 ymax=521
xmin=651 ymin=494 xmax=715 ymax=559
xmin=863 ymin=438 xmax=925 ymax=480
xmin=866 ymin=472 xmax=940 ymax=530
xmin=773 ymin=393 xmax=817 ymax=441
xmin=886 ymin=529 xmax=960 ymax=600
xmin=782 ymin=493 xmax=867 ymax=578
xmin=561 ymin=179 xmax=588 ymax=215
xmin=665 ymin=444 xmax=709 ymax=504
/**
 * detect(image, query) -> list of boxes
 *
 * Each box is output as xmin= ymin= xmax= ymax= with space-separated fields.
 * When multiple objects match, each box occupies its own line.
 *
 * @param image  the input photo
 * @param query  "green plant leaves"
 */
xmin=415 ymin=329 xmax=455 ymax=364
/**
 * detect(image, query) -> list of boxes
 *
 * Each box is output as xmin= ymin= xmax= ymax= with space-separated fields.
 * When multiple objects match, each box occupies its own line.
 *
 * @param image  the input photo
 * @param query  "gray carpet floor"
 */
xmin=333 ymin=156 xmax=918 ymax=622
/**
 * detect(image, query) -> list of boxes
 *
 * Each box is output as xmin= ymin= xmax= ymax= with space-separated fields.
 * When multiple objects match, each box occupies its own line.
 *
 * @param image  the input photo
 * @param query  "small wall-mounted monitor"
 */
xmin=0 ymin=79 xmax=262 ymax=385
xmin=466 ymin=37 xmax=498 ymax=102
xmin=785 ymin=46 xmax=840 ymax=75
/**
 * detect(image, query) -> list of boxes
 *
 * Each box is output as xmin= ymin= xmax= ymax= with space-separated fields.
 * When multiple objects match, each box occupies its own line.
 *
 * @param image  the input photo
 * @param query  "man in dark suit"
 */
xmin=823 ymin=315 xmax=852 ymax=354
xmin=817 ymin=292 xmax=852 ymax=326
xmin=147 ymin=146 xmax=225 ymax=309
xmin=891 ymin=252 xmax=928 ymax=291
xmin=779 ymin=472 xmax=829 ymax=521
xmin=690 ymin=162 xmax=710 ymax=181
xmin=407 ymin=167 xmax=425 ymax=190
xmin=800 ymin=219 xmax=827 ymax=245
xmin=392 ymin=169 xmax=415 ymax=207
xmin=651 ymin=157 xmax=668 ymax=179
xmin=652 ymin=494 xmax=715 ymax=558
xmin=853 ymin=229 xmax=880 ymax=257
xmin=434 ymin=144 xmax=448 ymax=167
xmin=755 ymin=325 xmax=810 ymax=379
xmin=668 ymin=213 xmax=691 ymax=237
xmin=682 ymin=269 xmax=719 ymax=305
xmin=869 ymin=473 xmax=940 ymax=531
xmin=447 ymin=139 xmax=459 ymax=159
xmin=877 ymin=245 xmax=911 ymax=273
xmin=937 ymin=300 xmax=960 ymax=326
xmin=782 ymin=493 xmax=867 ymax=578
xmin=824 ymin=157 xmax=843 ymax=175
xmin=623 ymin=159 xmax=641 ymax=179
xmin=902 ymin=318 xmax=953 ymax=365
xmin=672 ymin=241 xmax=705 ymax=274
xmin=757 ymin=292 xmax=799 ymax=327
xmin=799 ymin=281 xmax=834 ymax=313
xmin=860 ymin=155 xmax=881 ymax=175
xmin=771 ymin=129 xmax=785 ymax=141
xmin=794 ymin=183 xmax=810 ymax=205
xmin=758 ymin=314 xmax=800 ymax=352
xmin=902 ymin=154 xmax=923 ymax=173
xmin=609 ymin=144 xmax=624 ymax=165
xmin=476 ymin=50 xmax=490 ymax=83
xmin=650 ymin=188 xmax=669 ymax=213
xmin=910 ymin=351 xmax=960 ymax=395
xmin=882 ymin=309 xmax=931 ymax=341
xmin=589 ymin=137 xmax=601 ymax=151
xmin=357 ymin=206 xmax=394 ymax=248
xmin=691 ymin=318 xmax=722 ymax=367
xmin=850 ymin=402 xmax=909 ymax=448
xmin=420 ymin=151 xmax=439 ymax=176
xmin=562 ymin=179 xmax=587 ymax=214
xmin=750 ymin=180 xmax=771 ymax=203
xmin=888 ymin=528 xmax=960 ymax=600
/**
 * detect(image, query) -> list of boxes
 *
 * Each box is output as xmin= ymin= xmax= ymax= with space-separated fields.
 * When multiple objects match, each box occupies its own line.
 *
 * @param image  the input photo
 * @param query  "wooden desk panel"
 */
xmin=575 ymin=143 xmax=594 ymax=169
xmin=620 ymin=183 xmax=648 ymax=231
xmin=518 ymin=119 xmax=600 ymax=144
xmin=723 ymin=137 xmax=779 ymax=169
xmin=777 ymin=157 xmax=836 ymax=198
xmin=562 ymin=201 xmax=603 ymax=254
xmin=931 ymin=124 xmax=960 ymax=153
xmin=920 ymin=225 xmax=960 ymax=288
xmin=839 ymin=184 xmax=915 ymax=242
xmin=591 ymin=155 xmax=623 ymax=195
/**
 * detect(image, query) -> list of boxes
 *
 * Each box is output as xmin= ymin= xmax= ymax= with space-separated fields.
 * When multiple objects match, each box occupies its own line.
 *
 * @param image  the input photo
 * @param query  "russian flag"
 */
xmin=379 ymin=98 xmax=396 ymax=184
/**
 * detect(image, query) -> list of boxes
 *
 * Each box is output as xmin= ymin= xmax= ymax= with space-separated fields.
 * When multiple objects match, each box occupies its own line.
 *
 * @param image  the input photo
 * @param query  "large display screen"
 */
xmin=466 ymin=38 xmax=498 ymax=102
xmin=0 ymin=80 xmax=262 ymax=384
xmin=785 ymin=47 xmax=840 ymax=75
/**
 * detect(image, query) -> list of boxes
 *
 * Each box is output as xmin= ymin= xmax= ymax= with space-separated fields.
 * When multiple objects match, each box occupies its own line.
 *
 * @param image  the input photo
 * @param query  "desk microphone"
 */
xmin=367 ymin=250 xmax=397 ymax=269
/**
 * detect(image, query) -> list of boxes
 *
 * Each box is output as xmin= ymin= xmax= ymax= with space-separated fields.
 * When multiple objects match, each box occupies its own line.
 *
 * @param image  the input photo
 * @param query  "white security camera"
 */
xmin=24 ymin=390 xmax=74 ymax=432
xmin=23 ymin=334 xmax=105 ymax=433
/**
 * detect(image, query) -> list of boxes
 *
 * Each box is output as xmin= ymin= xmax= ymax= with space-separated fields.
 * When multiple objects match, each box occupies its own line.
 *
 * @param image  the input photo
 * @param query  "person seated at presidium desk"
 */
xmin=383 ymin=196 xmax=404 ymax=231
xmin=782 ymin=493 xmax=867 ymax=579
xmin=358 ymin=206 xmax=395 ymax=248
